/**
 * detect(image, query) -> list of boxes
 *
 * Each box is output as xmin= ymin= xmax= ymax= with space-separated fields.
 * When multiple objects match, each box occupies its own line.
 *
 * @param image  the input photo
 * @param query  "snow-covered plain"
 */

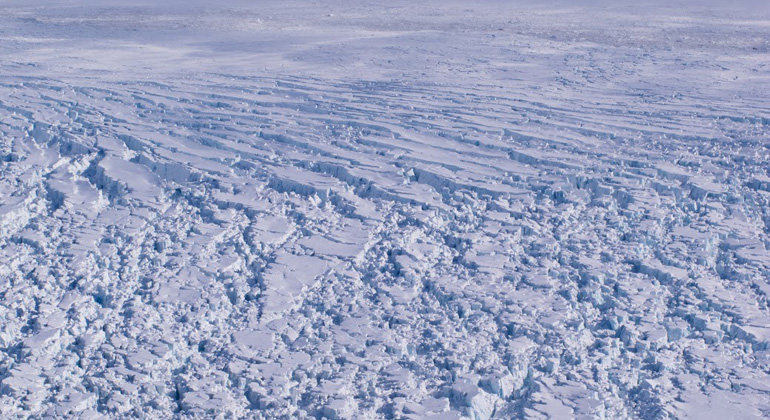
xmin=1 ymin=1 xmax=769 ymax=418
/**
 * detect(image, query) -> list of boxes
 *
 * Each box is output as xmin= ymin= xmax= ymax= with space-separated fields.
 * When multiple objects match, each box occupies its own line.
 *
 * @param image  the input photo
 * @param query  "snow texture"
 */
xmin=1 ymin=1 xmax=769 ymax=419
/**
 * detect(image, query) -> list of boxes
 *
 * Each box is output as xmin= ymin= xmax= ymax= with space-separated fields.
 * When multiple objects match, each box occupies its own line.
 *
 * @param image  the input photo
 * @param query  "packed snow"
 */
xmin=1 ymin=1 xmax=769 ymax=419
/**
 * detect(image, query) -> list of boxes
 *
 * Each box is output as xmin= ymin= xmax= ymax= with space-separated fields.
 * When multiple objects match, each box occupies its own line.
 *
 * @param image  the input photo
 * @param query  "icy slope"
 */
xmin=1 ymin=1 xmax=769 ymax=419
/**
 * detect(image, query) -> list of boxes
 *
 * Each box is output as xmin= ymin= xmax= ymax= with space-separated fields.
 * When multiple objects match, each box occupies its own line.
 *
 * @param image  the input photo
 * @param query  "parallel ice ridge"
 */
xmin=1 ymin=2 xmax=770 ymax=420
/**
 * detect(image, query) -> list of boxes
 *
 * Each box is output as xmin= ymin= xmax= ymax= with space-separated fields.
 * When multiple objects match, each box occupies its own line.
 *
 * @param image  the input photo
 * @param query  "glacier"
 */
xmin=0 ymin=1 xmax=769 ymax=419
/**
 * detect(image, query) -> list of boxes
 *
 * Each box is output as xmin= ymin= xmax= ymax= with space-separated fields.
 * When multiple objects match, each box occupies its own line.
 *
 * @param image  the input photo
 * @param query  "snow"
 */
xmin=1 ymin=0 xmax=769 ymax=419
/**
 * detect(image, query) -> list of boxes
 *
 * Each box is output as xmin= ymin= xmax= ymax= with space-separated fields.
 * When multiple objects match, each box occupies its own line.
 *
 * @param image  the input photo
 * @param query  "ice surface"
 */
xmin=1 ymin=0 xmax=769 ymax=419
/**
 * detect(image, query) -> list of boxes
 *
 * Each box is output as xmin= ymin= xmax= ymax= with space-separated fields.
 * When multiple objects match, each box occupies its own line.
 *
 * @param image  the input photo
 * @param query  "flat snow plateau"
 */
xmin=1 ymin=1 xmax=769 ymax=419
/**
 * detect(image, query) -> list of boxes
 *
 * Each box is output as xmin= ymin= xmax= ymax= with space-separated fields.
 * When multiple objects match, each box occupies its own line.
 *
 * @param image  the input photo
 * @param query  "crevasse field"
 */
xmin=1 ymin=1 xmax=769 ymax=419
